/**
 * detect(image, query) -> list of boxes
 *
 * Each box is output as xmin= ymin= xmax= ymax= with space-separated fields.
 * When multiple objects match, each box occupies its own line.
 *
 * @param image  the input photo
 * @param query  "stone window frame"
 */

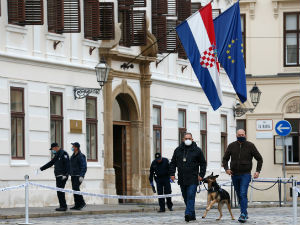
xmin=10 ymin=87 xmax=25 ymax=159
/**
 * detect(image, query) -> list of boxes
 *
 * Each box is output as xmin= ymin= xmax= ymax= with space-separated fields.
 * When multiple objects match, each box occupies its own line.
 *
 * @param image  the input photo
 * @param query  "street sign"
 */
xmin=275 ymin=120 xmax=292 ymax=136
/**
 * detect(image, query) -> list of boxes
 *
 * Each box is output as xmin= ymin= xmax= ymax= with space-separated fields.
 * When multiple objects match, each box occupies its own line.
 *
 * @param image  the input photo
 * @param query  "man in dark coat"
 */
xmin=169 ymin=133 xmax=206 ymax=222
xmin=40 ymin=143 xmax=70 ymax=211
xmin=222 ymin=129 xmax=263 ymax=223
xmin=70 ymin=142 xmax=87 ymax=210
xmin=149 ymin=152 xmax=173 ymax=212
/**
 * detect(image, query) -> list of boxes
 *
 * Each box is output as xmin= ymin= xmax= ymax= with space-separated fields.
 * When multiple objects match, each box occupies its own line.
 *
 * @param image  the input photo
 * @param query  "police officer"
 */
xmin=70 ymin=142 xmax=87 ymax=210
xmin=149 ymin=152 xmax=173 ymax=212
xmin=40 ymin=143 xmax=70 ymax=211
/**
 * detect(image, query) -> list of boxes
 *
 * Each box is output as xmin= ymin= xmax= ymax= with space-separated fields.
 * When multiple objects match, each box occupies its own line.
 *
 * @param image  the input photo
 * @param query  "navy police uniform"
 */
xmin=70 ymin=142 xmax=87 ymax=209
xmin=149 ymin=153 xmax=173 ymax=212
xmin=40 ymin=143 xmax=70 ymax=210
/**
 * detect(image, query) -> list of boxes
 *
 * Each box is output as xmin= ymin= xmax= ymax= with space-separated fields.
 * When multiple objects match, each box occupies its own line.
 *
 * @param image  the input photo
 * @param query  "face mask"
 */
xmin=184 ymin=140 xmax=192 ymax=146
xmin=51 ymin=150 xmax=56 ymax=154
xmin=71 ymin=147 xmax=75 ymax=152
xmin=237 ymin=136 xmax=246 ymax=142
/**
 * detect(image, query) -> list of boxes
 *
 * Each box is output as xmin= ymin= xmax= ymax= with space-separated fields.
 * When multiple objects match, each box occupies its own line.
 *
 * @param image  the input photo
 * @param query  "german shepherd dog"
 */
xmin=202 ymin=173 xmax=235 ymax=221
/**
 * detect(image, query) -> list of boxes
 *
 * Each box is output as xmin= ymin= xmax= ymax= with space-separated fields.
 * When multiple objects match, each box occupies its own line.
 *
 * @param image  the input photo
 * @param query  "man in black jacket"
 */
xmin=70 ymin=142 xmax=87 ymax=210
xmin=222 ymin=129 xmax=263 ymax=223
xmin=169 ymin=133 xmax=206 ymax=222
xmin=40 ymin=143 xmax=70 ymax=211
xmin=149 ymin=152 xmax=173 ymax=212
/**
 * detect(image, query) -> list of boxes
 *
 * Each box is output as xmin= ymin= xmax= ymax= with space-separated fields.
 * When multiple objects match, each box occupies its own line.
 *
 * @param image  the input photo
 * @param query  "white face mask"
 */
xmin=184 ymin=140 xmax=192 ymax=146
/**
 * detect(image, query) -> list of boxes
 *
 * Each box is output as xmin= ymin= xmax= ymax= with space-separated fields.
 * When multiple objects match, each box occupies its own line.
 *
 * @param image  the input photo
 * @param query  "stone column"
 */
xmin=140 ymin=62 xmax=152 ymax=197
xmin=103 ymin=73 xmax=117 ymax=204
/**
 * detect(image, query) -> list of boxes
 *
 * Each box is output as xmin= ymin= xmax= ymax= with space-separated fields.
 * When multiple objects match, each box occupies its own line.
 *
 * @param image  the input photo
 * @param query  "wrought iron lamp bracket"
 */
xmin=73 ymin=87 xmax=102 ymax=100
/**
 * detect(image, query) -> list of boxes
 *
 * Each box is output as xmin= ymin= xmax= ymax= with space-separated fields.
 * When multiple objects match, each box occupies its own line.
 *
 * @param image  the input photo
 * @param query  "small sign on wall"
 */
xmin=256 ymin=120 xmax=273 ymax=131
xmin=70 ymin=120 xmax=82 ymax=133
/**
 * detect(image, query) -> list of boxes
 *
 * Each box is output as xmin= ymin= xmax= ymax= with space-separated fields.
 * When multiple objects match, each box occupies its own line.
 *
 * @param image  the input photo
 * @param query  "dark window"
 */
xmin=50 ymin=92 xmax=63 ymax=149
xmin=284 ymin=12 xmax=300 ymax=67
xmin=11 ymin=87 xmax=25 ymax=159
xmin=200 ymin=112 xmax=207 ymax=160
xmin=236 ymin=119 xmax=246 ymax=132
xmin=212 ymin=9 xmax=221 ymax=19
xmin=118 ymin=0 xmax=146 ymax=47
xmin=47 ymin=0 xmax=80 ymax=34
xmin=178 ymin=108 xmax=186 ymax=144
xmin=84 ymin=1 xmax=115 ymax=40
xmin=153 ymin=105 xmax=162 ymax=154
xmin=86 ymin=97 xmax=98 ymax=161
xmin=274 ymin=118 xmax=299 ymax=165
xmin=240 ymin=14 xmax=246 ymax=65
xmin=7 ymin=0 xmax=44 ymax=25
xmin=221 ymin=115 xmax=227 ymax=162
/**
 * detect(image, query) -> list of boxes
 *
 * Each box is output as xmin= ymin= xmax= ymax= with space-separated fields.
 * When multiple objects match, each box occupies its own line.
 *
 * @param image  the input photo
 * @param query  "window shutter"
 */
xmin=177 ymin=0 xmax=191 ymax=22
xmin=166 ymin=19 xmax=177 ymax=52
xmin=131 ymin=10 xmax=146 ymax=46
xmin=191 ymin=2 xmax=202 ymax=14
xmin=119 ymin=9 xmax=133 ymax=46
xmin=24 ymin=0 xmax=44 ymax=25
xmin=167 ymin=0 xmax=176 ymax=16
xmin=84 ymin=0 xmax=100 ymax=40
xmin=47 ymin=0 xmax=64 ymax=33
xmin=133 ymin=0 xmax=145 ymax=7
xmin=118 ymin=0 xmax=134 ymax=10
xmin=62 ymin=0 xmax=81 ymax=33
xmin=7 ymin=0 xmax=25 ymax=24
xmin=152 ymin=15 xmax=167 ymax=53
xmin=152 ymin=0 xmax=167 ymax=52
xmin=177 ymin=0 xmax=191 ymax=58
xmin=118 ymin=0 xmax=133 ymax=46
xmin=99 ymin=2 xmax=115 ymax=40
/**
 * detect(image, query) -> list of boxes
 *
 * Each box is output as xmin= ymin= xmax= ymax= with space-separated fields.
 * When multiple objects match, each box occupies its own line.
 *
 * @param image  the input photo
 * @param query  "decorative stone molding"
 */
xmin=286 ymin=98 xmax=300 ymax=113
xmin=272 ymin=0 xmax=299 ymax=17
xmin=6 ymin=24 xmax=28 ymax=35
xmin=240 ymin=0 xmax=257 ymax=18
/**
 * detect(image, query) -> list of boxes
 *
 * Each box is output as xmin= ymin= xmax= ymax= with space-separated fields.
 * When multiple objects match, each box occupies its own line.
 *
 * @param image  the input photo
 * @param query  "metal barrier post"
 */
xmin=292 ymin=180 xmax=297 ymax=225
xmin=250 ymin=178 xmax=253 ymax=204
xmin=19 ymin=175 xmax=32 ymax=225
xmin=278 ymin=178 xmax=282 ymax=207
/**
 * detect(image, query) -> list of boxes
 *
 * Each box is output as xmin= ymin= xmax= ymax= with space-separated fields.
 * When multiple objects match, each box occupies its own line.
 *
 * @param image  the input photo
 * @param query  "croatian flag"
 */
xmin=176 ymin=3 xmax=223 ymax=110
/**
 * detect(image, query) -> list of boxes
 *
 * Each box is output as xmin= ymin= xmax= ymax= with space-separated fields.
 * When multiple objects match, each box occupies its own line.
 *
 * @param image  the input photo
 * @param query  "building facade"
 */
xmin=0 ymin=0 xmax=238 ymax=208
xmin=237 ymin=0 xmax=300 ymax=201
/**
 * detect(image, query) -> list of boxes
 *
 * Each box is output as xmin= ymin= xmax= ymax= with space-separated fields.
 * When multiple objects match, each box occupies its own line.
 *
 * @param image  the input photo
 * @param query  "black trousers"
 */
xmin=71 ymin=176 xmax=85 ymax=207
xmin=157 ymin=179 xmax=173 ymax=210
xmin=56 ymin=176 xmax=67 ymax=208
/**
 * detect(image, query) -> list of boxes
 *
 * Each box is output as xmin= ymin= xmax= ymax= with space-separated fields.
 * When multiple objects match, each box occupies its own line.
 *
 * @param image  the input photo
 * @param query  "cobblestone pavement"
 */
xmin=0 ymin=207 xmax=299 ymax=225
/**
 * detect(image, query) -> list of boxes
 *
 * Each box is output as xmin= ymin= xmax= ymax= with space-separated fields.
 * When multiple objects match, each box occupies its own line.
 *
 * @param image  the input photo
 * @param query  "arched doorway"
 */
xmin=113 ymin=93 xmax=139 ymax=203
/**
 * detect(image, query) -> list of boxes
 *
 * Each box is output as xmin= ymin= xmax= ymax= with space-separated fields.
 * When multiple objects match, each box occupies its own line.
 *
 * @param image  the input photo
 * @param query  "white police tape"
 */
xmin=28 ymin=180 xmax=233 ymax=200
xmin=0 ymin=183 xmax=26 ymax=192
xmin=29 ymin=182 xmax=181 ymax=199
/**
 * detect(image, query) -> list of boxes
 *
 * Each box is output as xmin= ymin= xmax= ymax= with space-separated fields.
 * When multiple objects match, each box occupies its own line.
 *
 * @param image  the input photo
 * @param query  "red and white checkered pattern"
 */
xmin=200 ymin=46 xmax=216 ymax=68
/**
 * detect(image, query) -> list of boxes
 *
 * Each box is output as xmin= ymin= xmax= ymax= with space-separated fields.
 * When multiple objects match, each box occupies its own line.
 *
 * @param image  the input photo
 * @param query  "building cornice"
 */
xmin=0 ymin=52 xmax=95 ymax=74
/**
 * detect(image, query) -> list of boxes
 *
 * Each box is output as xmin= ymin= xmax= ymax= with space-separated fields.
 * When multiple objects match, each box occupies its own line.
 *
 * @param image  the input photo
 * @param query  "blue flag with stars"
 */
xmin=214 ymin=2 xmax=247 ymax=103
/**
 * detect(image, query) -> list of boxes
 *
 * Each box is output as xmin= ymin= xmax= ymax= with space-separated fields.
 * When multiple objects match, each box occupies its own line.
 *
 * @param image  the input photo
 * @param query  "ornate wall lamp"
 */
xmin=233 ymin=82 xmax=262 ymax=117
xmin=73 ymin=59 xmax=110 ymax=99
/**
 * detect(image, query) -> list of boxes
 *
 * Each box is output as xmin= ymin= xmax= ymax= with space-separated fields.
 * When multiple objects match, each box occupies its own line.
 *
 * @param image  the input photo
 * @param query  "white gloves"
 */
xmin=79 ymin=176 xmax=84 ymax=183
xmin=35 ymin=168 xmax=41 ymax=175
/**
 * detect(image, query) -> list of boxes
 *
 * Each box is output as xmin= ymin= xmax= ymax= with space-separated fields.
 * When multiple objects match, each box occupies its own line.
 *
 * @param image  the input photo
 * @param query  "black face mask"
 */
xmin=237 ymin=136 xmax=246 ymax=142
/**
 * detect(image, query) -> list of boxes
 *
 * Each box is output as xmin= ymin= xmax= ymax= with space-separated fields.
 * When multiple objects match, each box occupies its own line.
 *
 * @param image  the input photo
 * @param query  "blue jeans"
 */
xmin=232 ymin=174 xmax=251 ymax=215
xmin=180 ymin=184 xmax=197 ymax=218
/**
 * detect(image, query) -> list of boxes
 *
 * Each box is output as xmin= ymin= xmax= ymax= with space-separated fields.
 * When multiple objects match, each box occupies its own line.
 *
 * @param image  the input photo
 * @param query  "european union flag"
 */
xmin=214 ymin=2 xmax=247 ymax=103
